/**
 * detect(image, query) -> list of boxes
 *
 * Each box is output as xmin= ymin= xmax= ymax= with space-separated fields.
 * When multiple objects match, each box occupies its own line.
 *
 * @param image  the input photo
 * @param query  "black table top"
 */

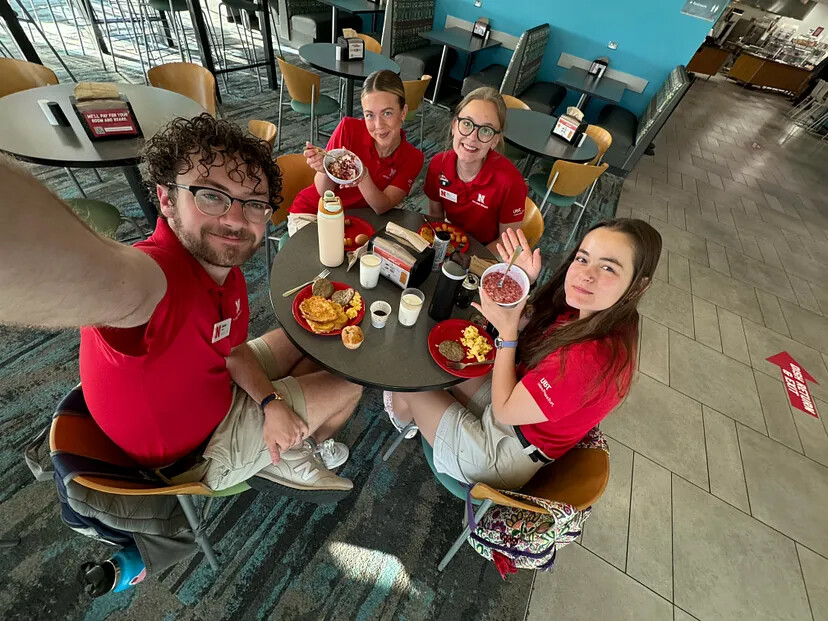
xmin=317 ymin=0 xmax=386 ymax=13
xmin=554 ymin=67 xmax=627 ymax=104
xmin=419 ymin=27 xmax=503 ymax=53
xmin=504 ymin=108 xmax=599 ymax=164
xmin=269 ymin=208 xmax=495 ymax=391
xmin=0 ymin=83 xmax=206 ymax=168
xmin=299 ymin=44 xmax=400 ymax=80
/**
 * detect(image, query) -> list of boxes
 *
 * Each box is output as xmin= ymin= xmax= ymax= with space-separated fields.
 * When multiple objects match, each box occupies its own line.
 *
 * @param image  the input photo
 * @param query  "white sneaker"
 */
xmin=255 ymin=440 xmax=353 ymax=491
xmin=383 ymin=391 xmax=419 ymax=439
xmin=314 ymin=438 xmax=349 ymax=469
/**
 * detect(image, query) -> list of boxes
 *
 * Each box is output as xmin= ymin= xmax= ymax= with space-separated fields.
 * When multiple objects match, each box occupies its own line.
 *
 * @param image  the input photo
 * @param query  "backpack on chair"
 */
xmin=466 ymin=427 xmax=609 ymax=578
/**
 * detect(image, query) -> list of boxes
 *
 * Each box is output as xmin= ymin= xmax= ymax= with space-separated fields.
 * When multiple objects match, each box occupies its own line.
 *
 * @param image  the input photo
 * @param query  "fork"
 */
xmin=446 ymin=359 xmax=494 ymax=370
xmin=282 ymin=269 xmax=330 ymax=297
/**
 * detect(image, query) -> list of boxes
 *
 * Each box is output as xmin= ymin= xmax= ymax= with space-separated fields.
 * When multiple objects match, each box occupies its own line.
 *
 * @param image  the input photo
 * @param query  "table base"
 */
xmin=122 ymin=165 xmax=158 ymax=227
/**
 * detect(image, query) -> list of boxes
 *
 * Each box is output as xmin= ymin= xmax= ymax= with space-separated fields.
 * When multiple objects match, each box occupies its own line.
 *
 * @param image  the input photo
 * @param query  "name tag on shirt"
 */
xmin=439 ymin=188 xmax=458 ymax=203
xmin=212 ymin=318 xmax=232 ymax=343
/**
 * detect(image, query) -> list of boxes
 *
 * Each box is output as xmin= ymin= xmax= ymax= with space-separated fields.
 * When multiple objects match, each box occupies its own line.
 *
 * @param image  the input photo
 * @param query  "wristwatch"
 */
xmin=260 ymin=391 xmax=285 ymax=410
xmin=494 ymin=336 xmax=518 ymax=349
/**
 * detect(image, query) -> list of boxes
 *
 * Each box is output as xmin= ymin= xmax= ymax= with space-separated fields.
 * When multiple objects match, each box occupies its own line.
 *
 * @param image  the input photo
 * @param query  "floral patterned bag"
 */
xmin=466 ymin=428 xmax=609 ymax=578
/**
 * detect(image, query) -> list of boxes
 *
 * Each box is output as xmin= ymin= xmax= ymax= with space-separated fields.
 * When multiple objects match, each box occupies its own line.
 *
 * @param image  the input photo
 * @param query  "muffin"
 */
xmin=341 ymin=325 xmax=364 ymax=349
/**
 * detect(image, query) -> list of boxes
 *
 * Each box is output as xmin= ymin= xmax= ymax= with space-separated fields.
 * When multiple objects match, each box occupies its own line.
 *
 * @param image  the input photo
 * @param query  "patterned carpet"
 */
xmin=0 ymin=22 xmax=622 ymax=620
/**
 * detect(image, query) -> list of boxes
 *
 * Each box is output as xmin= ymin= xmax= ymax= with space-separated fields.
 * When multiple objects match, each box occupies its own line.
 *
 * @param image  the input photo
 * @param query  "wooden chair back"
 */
xmin=356 ymin=33 xmax=382 ymax=54
xmin=277 ymin=57 xmax=320 ymax=105
xmin=521 ymin=197 xmax=544 ymax=248
xmin=248 ymin=119 xmax=278 ymax=149
xmin=147 ymin=62 xmax=216 ymax=116
xmin=50 ymin=412 xmax=213 ymax=497
xmin=403 ymin=74 xmax=431 ymax=114
xmin=547 ymin=161 xmax=609 ymax=197
xmin=0 ymin=57 xmax=58 ymax=97
xmin=501 ymin=94 xmax=530 ymax=110
xmin=585 ymin=125 xmax=613 ymax=165
xmin=471 ymin=447 xmax=610 ymax=512
xmin=273 ymin=153 xmax=315 ymax=226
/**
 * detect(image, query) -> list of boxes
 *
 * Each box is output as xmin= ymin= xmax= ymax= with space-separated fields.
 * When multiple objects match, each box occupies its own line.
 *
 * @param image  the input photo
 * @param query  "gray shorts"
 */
xmin=433 ymin=380 xmax=544 ymax=490
xmin=169 ymin=337 xmax=308 ymax=491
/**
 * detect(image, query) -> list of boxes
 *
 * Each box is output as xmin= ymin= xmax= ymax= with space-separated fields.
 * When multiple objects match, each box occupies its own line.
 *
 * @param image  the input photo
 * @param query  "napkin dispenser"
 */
xmin=70 ymin=82 xmax=141 ymax=141
xmin=551 ymin=106 xmax=587 ymax=145
xmin=336 ymin=36 xmax=365 ymax=61
xmin=588 ymin=57 xmax=609 ymax=79
xmin=369 ymin=233 xmax=434 ymax=289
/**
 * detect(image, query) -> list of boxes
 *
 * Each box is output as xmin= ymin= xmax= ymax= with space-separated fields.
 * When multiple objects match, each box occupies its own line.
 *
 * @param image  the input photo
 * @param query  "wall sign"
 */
xmin=767 ymin=352 xmax=819 ymax=418
xmin=681 ymin=0 xmax=724 ymax=21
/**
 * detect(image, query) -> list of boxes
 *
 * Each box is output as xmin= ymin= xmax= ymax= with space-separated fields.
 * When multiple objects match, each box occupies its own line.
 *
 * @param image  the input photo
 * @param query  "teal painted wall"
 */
xmin=433 ymin=0 xmax=724 ymax=115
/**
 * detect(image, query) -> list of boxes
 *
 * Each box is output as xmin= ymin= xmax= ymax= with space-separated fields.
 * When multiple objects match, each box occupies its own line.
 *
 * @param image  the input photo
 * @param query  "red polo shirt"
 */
xmin=516 ymin=313 xmax=631 ymax=459
xmin=423 ymin=149 xmax=527 ymax=244
xmin=79 ymin=218 xmax=249 ymax=468
xmin=290 ymin=116 xmax=424 ymax=214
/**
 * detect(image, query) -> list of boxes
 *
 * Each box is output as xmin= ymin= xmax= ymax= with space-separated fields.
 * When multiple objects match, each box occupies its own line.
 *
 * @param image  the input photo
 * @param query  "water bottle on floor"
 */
xmin=79 ymin=546 xmax=146 ymax=597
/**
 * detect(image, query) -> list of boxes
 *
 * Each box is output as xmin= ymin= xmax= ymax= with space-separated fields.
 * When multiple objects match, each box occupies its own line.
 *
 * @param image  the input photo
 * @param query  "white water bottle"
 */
xmin=317 ymin=190 xmax=345 ymax=267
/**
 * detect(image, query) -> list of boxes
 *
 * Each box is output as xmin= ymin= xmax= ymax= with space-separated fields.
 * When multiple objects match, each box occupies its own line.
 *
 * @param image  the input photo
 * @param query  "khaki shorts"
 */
xmin=433 ymin=380 xmax=544 ymax=490
xmin=287 ymin=213 xmax=318 ymax=237
xmin=170 ymin=337 xmax=308 ymax=491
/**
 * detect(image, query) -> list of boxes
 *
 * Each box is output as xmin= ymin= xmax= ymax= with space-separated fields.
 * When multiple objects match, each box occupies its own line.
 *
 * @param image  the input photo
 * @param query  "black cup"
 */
xmin=428 ymin=260 xmax=467 ymax=321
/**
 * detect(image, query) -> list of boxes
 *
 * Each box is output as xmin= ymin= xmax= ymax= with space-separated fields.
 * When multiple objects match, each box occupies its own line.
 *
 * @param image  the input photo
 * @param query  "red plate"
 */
xmin=292 ymin=281 xmax=365 ymax=336
xmin=344 ymin=216 xmax=375 ymax=252
xmin=418 ymin=222 xmax=471 ymax=253
xmin=428 ymin=319 xmax=495 ymax=378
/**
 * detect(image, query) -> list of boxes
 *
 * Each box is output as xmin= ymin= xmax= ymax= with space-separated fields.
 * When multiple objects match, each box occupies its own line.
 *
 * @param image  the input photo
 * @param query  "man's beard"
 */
xmin=170 ymin=209 xmax=260 ymax=268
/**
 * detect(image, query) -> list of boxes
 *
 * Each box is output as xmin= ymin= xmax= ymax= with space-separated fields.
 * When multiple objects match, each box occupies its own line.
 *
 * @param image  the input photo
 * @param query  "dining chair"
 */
xmin=521 ymin=197 xmax=544 ymax=248
xmin=585 ymin=125 xmax=613 ymax=165
xmin=248 ymin=119 xmax=278 ymax=150
xmin=213 ymin=0 xmax=266 ymax=92
xmin=403 ymin=74 xmax=432 ymax=146
xmin=49 ymin=385 xmax=251 ymax=572
xmin=502 ymin=94 xmax=531 ymax=164
xmin=276 ymin=57 xmax=340 ymax=151
xmin=264 ymin=153 xmax=316 ymax=274
xmin=147 ymin=61 xmax=217 ymax=116
xmin=65 ymin=198 xmax=146 ymax=240
xmin=0 ymin=57 xmax=104 ymax=197
xmin=528 ymin=160 xmax=609 ymax=249
xmin=356 ymin=33 xmax=382 ymax=54
xmin=145 ymin=0 xmax=193 ymax=63
xmin=501 ymin=94 xmax=530 ymax=110
xmin=419 ymin=431 xmax=610 ymax=571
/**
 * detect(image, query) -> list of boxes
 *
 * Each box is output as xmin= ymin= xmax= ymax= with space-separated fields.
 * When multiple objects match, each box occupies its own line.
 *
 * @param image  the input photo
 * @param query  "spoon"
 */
xmin=498 ymin=245 xmax=522 ymax=288
xmin=422 ymin=215 xmax=437 ymax=236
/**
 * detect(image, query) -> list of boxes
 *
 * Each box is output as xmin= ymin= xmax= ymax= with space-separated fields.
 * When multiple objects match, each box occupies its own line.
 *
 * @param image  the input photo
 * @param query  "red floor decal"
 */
xmin=767 ymin=352 xmax=819 ymax=418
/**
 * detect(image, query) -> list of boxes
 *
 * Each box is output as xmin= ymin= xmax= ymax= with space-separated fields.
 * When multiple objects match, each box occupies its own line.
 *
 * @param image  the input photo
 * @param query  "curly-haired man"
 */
xmin=0 ymin=114 xmax=360 ymax=492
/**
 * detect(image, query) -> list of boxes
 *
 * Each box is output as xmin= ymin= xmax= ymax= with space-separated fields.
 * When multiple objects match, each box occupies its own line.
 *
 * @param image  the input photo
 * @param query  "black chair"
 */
xmin=278 ymin=0 xmax=361 ymax=45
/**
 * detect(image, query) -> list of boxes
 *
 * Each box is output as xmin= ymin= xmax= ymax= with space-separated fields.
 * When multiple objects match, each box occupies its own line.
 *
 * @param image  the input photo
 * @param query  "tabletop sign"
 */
xmin=589 ymin=58 xmax=608 ymax=79
xmin=336 ymin=36 xmax=364 ymax=61
xmin=767 ymin=352 xmax=819 ymax=418
xmin=551 ymin=114 xmax=582 ymax=144
xmin=472 ymin=18 xmax=490 ymax=39
xmin=70 ymin=95 xmax=142 ymax=141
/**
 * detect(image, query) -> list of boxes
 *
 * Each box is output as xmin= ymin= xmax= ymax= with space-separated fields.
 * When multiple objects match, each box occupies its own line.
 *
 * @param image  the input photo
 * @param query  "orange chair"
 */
xmin=248 ymin=119 xmax=278 ymax=151
xmin=277 ymin=57 xmax=340 ymax=150
xmin=521 ymin=197 xmax=545 ymax=248
xmin=264 ymin=153 xmax=316 ymax=274
xmin=403 ymin=74 xmax=432 ymax=146
xmin=147 ymin=62 xmax=217 ymax=116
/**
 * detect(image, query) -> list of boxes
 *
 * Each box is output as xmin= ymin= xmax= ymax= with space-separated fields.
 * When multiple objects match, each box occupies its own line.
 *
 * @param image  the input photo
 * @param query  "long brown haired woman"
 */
xmin=288 ymin=70 xmax=425 ymax=235
xmin=385 ymin=219 xmax=662 ymax=489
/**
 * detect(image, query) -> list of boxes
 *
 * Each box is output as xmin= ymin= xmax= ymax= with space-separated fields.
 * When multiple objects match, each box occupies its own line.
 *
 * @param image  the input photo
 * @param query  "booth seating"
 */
xmin=278 ymin=0 xmax=361 ymax=45
xmin=461 ymin=24 xmax=566 ymax=115
xmin=380 ymin=0 xmax=456 ymax=85
xmin=597 ymin=65 xmax=692 ymax=174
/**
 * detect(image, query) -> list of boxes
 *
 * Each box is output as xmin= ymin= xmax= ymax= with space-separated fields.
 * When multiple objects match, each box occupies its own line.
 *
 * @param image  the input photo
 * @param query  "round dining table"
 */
xmin=504 ymin=108 xmax=599 ymax=176
xmin=299 ymin=43 xmax=400 ymax=118
xmin=269 ymin=208 xmax=494 ymax=392
xmin=0 ymin=83 xmax=206 ymax=227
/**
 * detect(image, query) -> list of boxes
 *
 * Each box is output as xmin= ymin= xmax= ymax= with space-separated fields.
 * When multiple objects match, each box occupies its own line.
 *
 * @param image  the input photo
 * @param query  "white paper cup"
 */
xmin=480 ymin=263 xmax=531 ymax=308
xmin=398 ymin=288 xmax=425 ymax=327
xmin=360 ymin=253 xmax=382 ymax=289
xmin=370 ymin=301 xmax=392 ymax=328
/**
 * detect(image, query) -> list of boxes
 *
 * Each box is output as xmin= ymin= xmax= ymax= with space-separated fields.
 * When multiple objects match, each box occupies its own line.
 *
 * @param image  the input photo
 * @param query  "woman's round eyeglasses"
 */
xmin=456 ymin=116 xmax=501 ymax=143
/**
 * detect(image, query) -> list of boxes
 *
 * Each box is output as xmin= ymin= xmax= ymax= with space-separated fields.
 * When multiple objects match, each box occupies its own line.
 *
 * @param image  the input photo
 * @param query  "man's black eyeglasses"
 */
xmin=168 ymin=184 xmax=273 ymax=224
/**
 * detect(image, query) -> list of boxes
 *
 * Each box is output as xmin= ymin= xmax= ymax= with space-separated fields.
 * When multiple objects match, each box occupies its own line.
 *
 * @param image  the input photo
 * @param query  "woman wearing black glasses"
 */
xmin=423 ymin=87 xmax=527 ymax=250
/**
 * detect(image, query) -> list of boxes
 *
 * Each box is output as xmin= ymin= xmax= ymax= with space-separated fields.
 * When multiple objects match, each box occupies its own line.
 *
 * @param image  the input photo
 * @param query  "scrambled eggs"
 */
xmin=460 ymin=325 xmax=492 ymax=362
xmin=345 ymin=292 xmax=362 ymax=320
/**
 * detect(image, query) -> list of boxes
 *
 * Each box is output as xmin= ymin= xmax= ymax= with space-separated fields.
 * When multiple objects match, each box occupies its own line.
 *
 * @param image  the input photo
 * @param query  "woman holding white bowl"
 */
xmin=287 ymin=70 xmax=424 ymax=236
xmin=384 ymin=220 xmax=662 ymax=489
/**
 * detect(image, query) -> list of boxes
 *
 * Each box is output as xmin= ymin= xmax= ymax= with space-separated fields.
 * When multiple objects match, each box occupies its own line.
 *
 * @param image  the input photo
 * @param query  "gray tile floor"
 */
xmin=527 ymin=76 xmax=828 ymax=620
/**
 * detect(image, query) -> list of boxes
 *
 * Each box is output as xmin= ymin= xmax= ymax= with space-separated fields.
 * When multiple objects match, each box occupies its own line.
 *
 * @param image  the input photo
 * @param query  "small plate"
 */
xmin=427 ymin=319 xmax=495 ymax=378
xmin=292 ymin=281 xmax=365 ymax=336
xmin=418 ymin=222 xmax=471 ymax=254
xmin=344 ymin=216 xmax=375 ymax=252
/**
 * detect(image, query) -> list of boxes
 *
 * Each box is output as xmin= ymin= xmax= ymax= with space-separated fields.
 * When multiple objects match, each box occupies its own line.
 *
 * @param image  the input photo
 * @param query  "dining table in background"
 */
xmin=318 ymin=0 xmax=386 ymax=44
xmin=554 ymin=66 xmax=627 ymax=110
xmin=299 ymin=43 xmax=400 ymax=117
xmin=0 ymin=83 xmax=206 ymax=227
xmin=269 ymin=208 xmax=494 ymax=392
xmin=504 ymin=107 xmax=599 ymax=176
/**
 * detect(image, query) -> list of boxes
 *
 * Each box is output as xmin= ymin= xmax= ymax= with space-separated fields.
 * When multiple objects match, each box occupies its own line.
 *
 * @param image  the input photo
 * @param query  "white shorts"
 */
xmin=433 ymin=380 xmax=545 ymax=490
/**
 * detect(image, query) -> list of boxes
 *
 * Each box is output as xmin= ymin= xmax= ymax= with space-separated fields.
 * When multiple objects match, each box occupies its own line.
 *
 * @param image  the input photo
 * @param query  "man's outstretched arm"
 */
xmin=0 ymin=158 xmax=166 ymax=329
